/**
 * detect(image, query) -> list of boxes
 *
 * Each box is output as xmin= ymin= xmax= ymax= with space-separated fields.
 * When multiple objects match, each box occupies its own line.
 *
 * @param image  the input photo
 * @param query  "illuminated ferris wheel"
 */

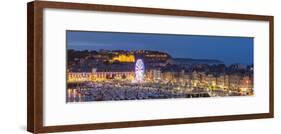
xmin=135 ymin=59 xmax=145 ymax=82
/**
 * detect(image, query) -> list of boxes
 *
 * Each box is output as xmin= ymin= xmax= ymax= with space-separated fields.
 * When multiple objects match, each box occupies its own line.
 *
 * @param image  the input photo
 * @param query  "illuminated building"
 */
xmin=111 ymin=54 xmax=135 ymax=63
xmin=145 ymin=69 xmax=161 ymax=82
xmin=67 ymin=72 xmax=135 ymax=83
xmin=239 ymin=76 xmax=253 ymax=95
xmin=67 ymin=72 xmax=91 ymax=83
xmin=162 ymin=72 xmax=174 ymax=82
xmin=191 ymin=71 xmax=200 ymax=87
xmin=229 ymin=74 xmax=241 ymax=91
xmin=152 ymin=69 xmax=162 ymax=81
xmin=216 ymin=75 xmax=229 ymax=89
xmin=205 ymin=74 xmax=216 ymax=87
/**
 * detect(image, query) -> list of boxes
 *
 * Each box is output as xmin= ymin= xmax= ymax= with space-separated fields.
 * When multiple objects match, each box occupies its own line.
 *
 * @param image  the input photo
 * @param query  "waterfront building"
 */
xmin=239 ymin=76 xmax=253 ymax=95
xmin=67 ymin=71 xmax=135 ymax=83
xmin=229 ymin=74 xmax=241 ymax=91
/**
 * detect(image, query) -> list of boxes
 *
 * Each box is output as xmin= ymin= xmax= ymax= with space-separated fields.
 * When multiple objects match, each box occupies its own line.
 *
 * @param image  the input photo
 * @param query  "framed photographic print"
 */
xmin=27 ymin=1 xmax=274 ymax=133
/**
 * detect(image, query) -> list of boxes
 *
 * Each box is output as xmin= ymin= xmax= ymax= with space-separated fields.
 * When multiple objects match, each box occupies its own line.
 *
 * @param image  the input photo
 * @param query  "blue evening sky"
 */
xmin=67 ymin=31 xmax=253 ymax=65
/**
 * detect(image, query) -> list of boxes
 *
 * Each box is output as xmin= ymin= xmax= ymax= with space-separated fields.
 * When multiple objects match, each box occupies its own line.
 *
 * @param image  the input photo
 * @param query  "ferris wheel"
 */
xmin=135 ymin=59 xmax=145 ymax=82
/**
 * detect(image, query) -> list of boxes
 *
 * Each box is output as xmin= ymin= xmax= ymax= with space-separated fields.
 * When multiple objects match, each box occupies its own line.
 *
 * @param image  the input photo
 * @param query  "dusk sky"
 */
xmin=67 ymin=31 xmax=253 ymax=65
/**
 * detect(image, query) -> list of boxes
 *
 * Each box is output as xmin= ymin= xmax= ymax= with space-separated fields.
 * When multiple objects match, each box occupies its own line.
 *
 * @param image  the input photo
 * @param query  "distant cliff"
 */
xmin=172 ymin=58 xmax=223 ymax=65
